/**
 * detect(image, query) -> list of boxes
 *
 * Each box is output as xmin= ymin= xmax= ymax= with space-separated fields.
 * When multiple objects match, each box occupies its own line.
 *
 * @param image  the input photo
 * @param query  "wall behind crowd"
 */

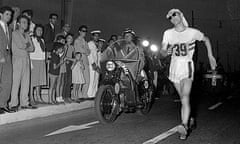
xmin=1 ymin=0 xmax=240 ymax=72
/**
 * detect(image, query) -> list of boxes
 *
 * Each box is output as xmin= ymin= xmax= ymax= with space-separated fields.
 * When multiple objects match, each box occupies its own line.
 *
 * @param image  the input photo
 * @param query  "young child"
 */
xmin=71 ymin=52 xmax=85 ymax=102
xmin=55 ymin=35 xmax=66 ymax=103
xmin=48 ymin=42 xmax=65 ymax=104
xmin=55 ymin=35 xmax=66 ymax=44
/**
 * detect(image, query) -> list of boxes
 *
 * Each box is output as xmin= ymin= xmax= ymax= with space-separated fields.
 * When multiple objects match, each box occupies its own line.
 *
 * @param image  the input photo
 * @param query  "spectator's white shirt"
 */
xmin=0 ymin=20 xmax=9 ymax=49
xmin=88 ymin=41 xmax=98 ymax=65
xmin=0 ymin=20 xmax=7 ymax=34
xmin=30 ymin=37 xmax=45 ymax=60
xmin=87 ymin=40 xmax=100 ymax=98
xmin=50 ymin=23 xmax=54 ymax=30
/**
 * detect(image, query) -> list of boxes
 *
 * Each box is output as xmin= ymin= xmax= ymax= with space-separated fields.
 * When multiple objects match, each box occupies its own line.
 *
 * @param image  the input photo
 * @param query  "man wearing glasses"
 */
xmin=74 ymin=25 xmax=90 ymax=99
xmin=160 ymin=9 xmax=217 ymax=140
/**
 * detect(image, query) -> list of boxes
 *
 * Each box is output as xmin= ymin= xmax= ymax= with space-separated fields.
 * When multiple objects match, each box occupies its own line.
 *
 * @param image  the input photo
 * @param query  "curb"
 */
xmin=0 ymin=101 xmax=94 ymax=125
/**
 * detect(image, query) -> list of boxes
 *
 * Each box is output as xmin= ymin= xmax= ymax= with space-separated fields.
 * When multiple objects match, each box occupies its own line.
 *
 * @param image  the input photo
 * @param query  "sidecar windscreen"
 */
xmin=101 ymin=39 xmax=139 ymax=60
xmin=115 ymin=59 xmax=140 ymax=80
xmin=101 ymin=39 xmax=142 ymax=80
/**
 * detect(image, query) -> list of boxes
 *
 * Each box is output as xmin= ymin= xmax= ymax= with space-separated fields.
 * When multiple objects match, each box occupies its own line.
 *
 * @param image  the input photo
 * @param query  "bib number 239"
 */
xmin=173 ymin=43 xmax=187 ymax=56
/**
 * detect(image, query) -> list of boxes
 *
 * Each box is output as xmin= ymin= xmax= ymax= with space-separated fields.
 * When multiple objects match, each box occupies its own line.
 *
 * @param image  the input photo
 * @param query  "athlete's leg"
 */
xmin=173 ymin=82 xmax=185 ymax=123
xmin=174 ymin=79 xmax=193 ymax=125
xmin=174 ymin=78 xmax=192 ymax=140
xmin=180 ymin=79 xmax=192 ymax=125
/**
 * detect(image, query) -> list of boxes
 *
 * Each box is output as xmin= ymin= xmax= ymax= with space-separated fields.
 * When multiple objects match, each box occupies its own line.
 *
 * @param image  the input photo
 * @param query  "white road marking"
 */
xmin=143 ymin=125 xmax=179 ymax=144
xmin=208 ymin=102 xmax=223 ymax=110
xmin=45 ymin=121 xmax=99 ymax=136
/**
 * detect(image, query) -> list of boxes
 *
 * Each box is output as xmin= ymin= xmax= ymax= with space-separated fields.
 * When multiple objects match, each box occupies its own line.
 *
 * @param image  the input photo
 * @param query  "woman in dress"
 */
xmin=74 ymin=25 xmax=90 ymax=98
xmin=30 ymin=24 xmax=47 ymax=104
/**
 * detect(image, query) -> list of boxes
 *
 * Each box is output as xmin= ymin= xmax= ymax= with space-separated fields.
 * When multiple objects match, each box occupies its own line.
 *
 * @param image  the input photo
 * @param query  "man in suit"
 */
xmin=44 ymin=13 xmax=58 ymax=53
xmin=0 ymin=6 xmax=15 ymax=114
xmin=43 ymin=13 xmax=58 ymax=87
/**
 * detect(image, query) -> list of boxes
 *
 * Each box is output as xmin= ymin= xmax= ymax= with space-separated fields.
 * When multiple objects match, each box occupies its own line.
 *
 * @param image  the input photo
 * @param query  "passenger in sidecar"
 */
xmin=101 ymin=28 xmax=146 ymax=81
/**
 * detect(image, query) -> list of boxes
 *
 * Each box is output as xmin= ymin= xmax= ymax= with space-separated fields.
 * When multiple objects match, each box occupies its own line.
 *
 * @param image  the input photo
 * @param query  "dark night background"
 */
xmin=1 ymin=0 xmax=240 ymax=71
xmin=0 ymin=1 xmax=240 ymax=144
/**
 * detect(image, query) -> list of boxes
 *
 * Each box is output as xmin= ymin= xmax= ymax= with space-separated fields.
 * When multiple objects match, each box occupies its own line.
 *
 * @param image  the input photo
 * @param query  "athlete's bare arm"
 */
xmin=160 ymin=43 xmax=174 ymax=57
xmin=202 ymin=36 xmax=217 ymax=70
xmin=160 ymin=43 xmax=168 ymax=57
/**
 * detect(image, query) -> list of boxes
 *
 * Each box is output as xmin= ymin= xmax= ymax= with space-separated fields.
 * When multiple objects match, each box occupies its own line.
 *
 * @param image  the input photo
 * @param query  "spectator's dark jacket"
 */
xmin=43 ymin=23 xmax=55 ymax=52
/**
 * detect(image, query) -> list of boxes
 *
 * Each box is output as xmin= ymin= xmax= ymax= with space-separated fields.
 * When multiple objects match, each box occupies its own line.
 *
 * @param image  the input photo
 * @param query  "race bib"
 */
xmin=172 ymin=43 xmax=188 ymax=57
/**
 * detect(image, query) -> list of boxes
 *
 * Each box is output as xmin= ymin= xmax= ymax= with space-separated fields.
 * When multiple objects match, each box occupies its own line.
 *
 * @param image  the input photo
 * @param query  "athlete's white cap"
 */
xmin=90 ymin=30 xmax=101 ymax=34
xmin=98 ymin=38 xmax=106 ymax=42
xmin=166 ymin=9 xmax=189 ymax=27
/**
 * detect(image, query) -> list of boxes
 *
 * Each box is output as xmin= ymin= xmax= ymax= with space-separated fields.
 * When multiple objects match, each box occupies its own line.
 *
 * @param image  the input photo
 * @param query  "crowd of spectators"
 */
xmin=0 ymin=5 xmax=130 ymax=114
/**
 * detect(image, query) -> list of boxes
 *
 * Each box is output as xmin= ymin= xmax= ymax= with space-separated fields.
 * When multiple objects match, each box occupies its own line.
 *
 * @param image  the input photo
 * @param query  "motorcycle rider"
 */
xmin=101 ymin=28 xmax=145 ymax=80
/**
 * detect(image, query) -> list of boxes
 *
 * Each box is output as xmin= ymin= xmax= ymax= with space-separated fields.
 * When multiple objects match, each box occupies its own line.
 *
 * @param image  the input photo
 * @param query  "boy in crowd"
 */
xmin=48 ymin=42 xmax=65 ymax=104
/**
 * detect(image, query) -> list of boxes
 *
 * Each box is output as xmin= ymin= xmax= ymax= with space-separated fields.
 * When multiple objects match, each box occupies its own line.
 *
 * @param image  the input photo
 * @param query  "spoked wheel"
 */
xmin=95 ymin=85 xmax=119 ymax=124
xmin=138 ymin=82 xmax=153 ymax=115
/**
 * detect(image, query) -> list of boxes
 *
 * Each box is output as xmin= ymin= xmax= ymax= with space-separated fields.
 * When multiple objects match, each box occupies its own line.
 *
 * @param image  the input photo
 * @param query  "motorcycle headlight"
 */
xmin=106 ymin=61 xmax=116 ymax=71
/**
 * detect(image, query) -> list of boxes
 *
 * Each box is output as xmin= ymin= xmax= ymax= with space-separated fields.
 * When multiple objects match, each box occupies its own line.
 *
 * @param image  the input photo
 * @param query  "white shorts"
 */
xmin=168 ymin=58 xmax=194 ymax=84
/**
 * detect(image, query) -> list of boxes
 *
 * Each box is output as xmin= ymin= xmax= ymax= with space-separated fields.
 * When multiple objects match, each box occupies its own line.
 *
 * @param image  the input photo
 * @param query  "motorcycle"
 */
xmin=95 ymin=44 xmax=154 ymax=124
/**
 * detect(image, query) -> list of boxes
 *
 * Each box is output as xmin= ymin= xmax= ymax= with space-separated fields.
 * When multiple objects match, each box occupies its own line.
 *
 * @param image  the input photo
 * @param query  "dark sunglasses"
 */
xmin=168 ymin=12 xmax=177 ymax=20
xmin=81 ymin=29 xmax=87 ymax=32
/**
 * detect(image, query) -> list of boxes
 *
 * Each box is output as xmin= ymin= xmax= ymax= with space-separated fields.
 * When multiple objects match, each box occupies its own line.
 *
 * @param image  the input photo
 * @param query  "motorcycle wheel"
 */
xmin=137 ymin=88 xmax=153 ymax=115
xmin=95 ymin=85 xmax=119 ymax=124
